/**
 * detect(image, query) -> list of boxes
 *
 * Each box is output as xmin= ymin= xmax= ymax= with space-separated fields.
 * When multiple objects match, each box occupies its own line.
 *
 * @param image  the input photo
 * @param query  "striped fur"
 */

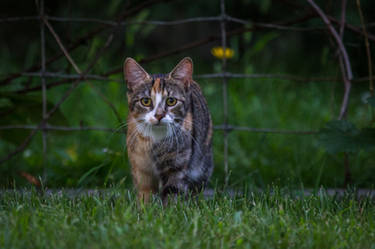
xmin=124 ymin=57 xmax=213 ymax=204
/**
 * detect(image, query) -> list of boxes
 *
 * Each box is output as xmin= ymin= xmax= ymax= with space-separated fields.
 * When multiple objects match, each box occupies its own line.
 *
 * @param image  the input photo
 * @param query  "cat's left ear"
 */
xmin=123 ymin=57 xmax=151 ymax=90
xmin=168 ymin=57 xmax=193 ymax=86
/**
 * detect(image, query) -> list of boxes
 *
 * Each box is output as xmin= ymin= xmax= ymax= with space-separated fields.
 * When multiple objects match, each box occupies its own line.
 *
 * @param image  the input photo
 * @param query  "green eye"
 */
xmin=166 ymin=97 xmax=177 ymax=106
xmin=141 ymin=97 xmax=152 ymax=107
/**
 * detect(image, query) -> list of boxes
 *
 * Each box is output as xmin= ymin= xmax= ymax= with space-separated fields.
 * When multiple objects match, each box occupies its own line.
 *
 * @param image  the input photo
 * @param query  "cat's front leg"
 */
xmin=127 ymin=132 xmax=158 ymax=204
xmin=160 ymin=174 xmax=190 ymax=205
xmin=161 ymin=185 xmax=181 ymax=206
xmin=132 ymin=166 xmax=159 ymax=204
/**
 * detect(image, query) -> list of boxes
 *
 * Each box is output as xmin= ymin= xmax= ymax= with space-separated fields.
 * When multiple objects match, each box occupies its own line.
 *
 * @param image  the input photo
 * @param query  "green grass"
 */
xmin=1 ymin=188 xmax=374 ymax=249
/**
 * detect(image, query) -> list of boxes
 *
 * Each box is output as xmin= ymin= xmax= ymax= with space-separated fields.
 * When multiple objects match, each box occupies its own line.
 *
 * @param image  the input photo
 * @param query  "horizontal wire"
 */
xmin=21 ymin=72 xmax=122 ymax=83
xmin=0 ymin=124 xmax=317 ymax=135
xmin=11 ymin=71 xmax=375 ymax=83
xmin=0 ymin=14 xmax=324 ymax=31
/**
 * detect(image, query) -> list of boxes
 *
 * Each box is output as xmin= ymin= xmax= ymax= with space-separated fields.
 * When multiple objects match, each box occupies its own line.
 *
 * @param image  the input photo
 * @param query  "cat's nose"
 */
xmin=154 ymin=113 xmax=165 ymax=121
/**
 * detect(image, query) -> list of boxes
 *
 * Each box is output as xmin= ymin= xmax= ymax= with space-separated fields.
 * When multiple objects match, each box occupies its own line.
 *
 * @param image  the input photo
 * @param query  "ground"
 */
xmin=1 ymin=188 xmax=374 ymax=249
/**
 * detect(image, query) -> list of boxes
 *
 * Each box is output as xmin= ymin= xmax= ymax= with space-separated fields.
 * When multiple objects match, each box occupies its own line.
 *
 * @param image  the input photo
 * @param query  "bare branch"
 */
xmin=336 ymin=0 xmax=351 ymax=120
xmin=338 ymin=57 xmax=351 ymax=120
xmin=42 ymin=17 xmax=82 ymax=74
xmin=307 ymin=0 xmax=353 ymax=120
xmin=328 ymin=16 xmax=375 ymax=42
xmin=307 ymin=0 xmax=353 ymax=80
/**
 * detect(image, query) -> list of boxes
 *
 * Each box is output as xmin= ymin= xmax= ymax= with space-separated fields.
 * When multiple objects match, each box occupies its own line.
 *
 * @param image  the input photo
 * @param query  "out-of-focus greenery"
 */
xmin=0 ymin=0 xmax=374 ymax=188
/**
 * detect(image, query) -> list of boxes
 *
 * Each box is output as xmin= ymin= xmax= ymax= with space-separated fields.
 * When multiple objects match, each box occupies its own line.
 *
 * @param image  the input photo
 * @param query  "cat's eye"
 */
xmin=166 ymin=97 xmax=177 ymax=106
xmin=140 ymin=97 xmax=152 ymax=107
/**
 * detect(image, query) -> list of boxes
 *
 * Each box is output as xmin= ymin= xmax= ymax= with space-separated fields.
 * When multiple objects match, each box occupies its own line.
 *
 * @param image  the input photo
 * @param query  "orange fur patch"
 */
xmin=151 ymin=78 xmax=161 ymax=93
xmin=205 ymin=119 xmax=213 ymax=146
xmin=183 ymin=111 xmax=193 ymax=131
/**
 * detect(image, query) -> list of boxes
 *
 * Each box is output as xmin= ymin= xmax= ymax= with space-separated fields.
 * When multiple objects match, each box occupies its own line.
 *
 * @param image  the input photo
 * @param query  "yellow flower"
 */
xmin=66 ymin=146 xmax=78 ymax=162
xmin=211 ymin=46 xmax=234 ymax=59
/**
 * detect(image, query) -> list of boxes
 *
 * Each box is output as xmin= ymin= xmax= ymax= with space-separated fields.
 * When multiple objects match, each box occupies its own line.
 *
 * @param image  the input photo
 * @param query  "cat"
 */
xmin=123 ymin=57 xmax=214 ymax=204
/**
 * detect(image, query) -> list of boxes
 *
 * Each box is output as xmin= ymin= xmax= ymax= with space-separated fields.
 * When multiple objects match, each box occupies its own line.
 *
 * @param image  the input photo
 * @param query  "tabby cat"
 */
xmin=123 ymin=57 xmax=213 ymax=204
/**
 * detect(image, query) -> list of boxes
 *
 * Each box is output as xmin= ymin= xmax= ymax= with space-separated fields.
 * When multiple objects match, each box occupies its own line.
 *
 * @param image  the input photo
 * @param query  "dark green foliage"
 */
xmin=368 ymin=96 xmax=375 ymax=108
xmin=318 ymin=120 xmax=375 ymax=154
xmin=0 ymin=94 xmax=68 ymax=144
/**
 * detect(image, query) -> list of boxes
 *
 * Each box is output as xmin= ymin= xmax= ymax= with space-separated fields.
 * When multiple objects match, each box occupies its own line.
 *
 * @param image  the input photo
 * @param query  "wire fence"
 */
xmin=0 ymin=0 xmax=373 ymax=184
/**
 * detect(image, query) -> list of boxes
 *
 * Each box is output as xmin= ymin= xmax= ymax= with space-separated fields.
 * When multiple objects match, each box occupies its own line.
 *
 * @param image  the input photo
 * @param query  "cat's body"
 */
xmin=124 ymin=58 xmax=213 ymax=203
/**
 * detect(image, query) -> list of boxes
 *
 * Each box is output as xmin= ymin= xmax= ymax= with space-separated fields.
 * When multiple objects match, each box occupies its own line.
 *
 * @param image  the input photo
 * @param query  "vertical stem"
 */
xmin=337 ymin=0 xmax=351 ymax=185
xmin=355 ymin=0 xmax=373 ymax=96
xmin=40 ymin=0 xmax=48 ymax=182
xmin=339 ymin=0 xmax=347 ymax=39
xmin=343 ymin=152 xmax=351 ymax=187
xmin=220 ymin=0 xmax=229 ymax=186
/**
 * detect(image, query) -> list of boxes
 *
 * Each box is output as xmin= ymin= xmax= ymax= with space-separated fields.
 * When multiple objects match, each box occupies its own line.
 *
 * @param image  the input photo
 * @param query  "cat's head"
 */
xmin=124 ymin=57 xmax=193 ymax=141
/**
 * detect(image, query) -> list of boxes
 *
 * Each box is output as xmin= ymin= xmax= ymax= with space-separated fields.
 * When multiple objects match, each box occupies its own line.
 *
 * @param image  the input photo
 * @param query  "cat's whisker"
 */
xmin=115 ymin=119 xmax=135 ymax=130
xmin=116 ymin=122 xmax=127 ymax=129
xmin=126 ymin=129 xmax=139 ymax=149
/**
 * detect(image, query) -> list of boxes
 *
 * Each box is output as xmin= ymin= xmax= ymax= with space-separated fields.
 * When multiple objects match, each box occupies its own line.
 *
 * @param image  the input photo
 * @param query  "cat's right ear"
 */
xmin=123 ymin=58 xmax=151 ymax=90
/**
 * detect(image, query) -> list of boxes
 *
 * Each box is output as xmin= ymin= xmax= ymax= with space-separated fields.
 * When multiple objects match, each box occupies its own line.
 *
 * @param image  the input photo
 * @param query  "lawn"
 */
xmin=1 ymin=188 xmax=374 ymax=249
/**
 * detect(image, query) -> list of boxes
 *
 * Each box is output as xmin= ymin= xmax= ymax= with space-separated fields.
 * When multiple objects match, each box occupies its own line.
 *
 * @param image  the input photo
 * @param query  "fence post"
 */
xmin=39 ymin=0 xmax=48 ymax=182
xmin=220 ymin=0 xmax=229 ymax=186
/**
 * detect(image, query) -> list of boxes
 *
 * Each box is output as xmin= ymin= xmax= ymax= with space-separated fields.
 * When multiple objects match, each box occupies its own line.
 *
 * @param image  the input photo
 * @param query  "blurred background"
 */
xmin=0 ymin=0 xmax=374 ymax=189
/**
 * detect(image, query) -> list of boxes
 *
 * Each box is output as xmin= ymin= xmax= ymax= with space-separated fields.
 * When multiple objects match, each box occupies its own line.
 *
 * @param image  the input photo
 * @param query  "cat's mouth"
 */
xmin=151 ymin=118 xmax=171 ymax=127
xmin=153 ymin=122 xmax=165 ymax=127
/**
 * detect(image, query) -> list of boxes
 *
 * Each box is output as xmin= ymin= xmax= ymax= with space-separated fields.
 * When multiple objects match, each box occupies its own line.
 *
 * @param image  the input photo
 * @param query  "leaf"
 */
xmin=19 ymin=171 xmax=41 ymax=187
xmin=318 ymin=120 xmax=359 ymax=154
xmin=77 ymin=162 xmax=108 ymax=187
xmin=318 ymin=120 xmax=375 ymax=154
xmin=0 ymin=94 xmax=68 ymax=144
xmin=248 ymin=32 xmax=279 ymax=57
xmin=367 ymin=96 xmax=375 ymax=107
xmin=0 ymin=98 xmax=12 ymax=108
xmin=356 ymin=128 xmax=375 ymax=150
xmin=243 ymin=24 xmax=253 ymax=43
xmin=260 ymin=0 xmax=271 ymax=13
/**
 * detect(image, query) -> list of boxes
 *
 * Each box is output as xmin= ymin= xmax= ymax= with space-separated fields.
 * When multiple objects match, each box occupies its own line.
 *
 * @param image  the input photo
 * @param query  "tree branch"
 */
xmin=307 ymin=0 xmax=353 ymax=120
